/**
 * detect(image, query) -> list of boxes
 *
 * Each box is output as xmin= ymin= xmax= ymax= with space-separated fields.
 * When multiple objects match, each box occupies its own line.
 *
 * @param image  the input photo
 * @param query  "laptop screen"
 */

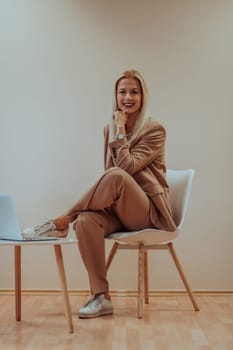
xmin=0 ymin=194 xmax=22 ymax=240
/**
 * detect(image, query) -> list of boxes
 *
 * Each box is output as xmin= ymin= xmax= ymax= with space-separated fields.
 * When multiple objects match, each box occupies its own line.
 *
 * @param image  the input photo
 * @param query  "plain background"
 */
xmin=0 ymin=0 xmax=232 ymax=291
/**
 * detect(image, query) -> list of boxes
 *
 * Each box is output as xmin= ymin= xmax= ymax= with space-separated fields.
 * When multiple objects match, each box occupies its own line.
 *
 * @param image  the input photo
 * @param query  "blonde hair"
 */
xmin=110 ymin=69 xmax=150 ymax=141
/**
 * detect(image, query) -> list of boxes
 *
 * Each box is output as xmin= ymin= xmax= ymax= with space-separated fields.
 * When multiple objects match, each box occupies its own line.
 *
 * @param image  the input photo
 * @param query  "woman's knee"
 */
xmin=73 ymin=211 xmax=101 ymax=238
xmin=73 ymin=212 xmax=89 ymax=238
xmin=103 ymin=167 xmax=129 ymax=183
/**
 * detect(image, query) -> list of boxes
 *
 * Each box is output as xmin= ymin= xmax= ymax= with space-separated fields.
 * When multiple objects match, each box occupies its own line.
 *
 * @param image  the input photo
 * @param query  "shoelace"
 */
xmin=84 ymin=294 xmax=104 ymax=307
xmin=34 ymin=220 xmax=55 ymax=234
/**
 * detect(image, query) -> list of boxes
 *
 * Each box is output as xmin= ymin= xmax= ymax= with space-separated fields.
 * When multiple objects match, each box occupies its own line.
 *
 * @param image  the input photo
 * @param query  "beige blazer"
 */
xmin=104 ymin=117 xmax=177 ymax=232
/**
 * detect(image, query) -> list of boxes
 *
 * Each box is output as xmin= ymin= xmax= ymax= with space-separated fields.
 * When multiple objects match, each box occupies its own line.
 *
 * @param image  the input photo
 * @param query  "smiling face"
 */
xmin=116 ymin=77 xmax=142 ymax=118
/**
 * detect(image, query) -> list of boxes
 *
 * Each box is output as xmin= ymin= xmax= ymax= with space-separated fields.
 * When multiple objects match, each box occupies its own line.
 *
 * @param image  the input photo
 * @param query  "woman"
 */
xmin=23 ymin=69 xmax=176 ymax=318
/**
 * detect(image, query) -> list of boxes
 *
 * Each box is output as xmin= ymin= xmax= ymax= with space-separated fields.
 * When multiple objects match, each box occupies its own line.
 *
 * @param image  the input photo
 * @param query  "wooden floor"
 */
xmin=0 ymin=293 xmax=232 ymax=350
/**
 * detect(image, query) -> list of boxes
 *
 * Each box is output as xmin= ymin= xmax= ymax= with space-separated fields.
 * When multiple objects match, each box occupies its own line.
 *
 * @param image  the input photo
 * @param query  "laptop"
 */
xmin=0 ymin=194 xmax=59 ymax=241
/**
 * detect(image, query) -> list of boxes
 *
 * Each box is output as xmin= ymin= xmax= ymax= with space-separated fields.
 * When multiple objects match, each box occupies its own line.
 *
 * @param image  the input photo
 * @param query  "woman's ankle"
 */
xmin=94 ymin=292 xmax=111 ymax=300
xmin=104 ymin=292 xmax=111 ymax=300
xmin=53 ymin=215 xmax=71 ymax=231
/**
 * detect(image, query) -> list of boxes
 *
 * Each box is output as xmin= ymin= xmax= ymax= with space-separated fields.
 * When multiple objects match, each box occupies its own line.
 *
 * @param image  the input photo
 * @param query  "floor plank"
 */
xmin=0 ymin=293 xmax=232 ymax=350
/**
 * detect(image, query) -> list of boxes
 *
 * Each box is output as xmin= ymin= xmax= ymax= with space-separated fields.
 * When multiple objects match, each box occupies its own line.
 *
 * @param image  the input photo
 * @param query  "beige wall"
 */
xmin=0 ymin=0 xmax=232 ymax=291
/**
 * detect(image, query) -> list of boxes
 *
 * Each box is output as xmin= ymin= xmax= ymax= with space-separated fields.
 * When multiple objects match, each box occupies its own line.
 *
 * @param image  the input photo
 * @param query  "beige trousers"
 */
xmin=67 ymin=167 xmax=154 ymax=294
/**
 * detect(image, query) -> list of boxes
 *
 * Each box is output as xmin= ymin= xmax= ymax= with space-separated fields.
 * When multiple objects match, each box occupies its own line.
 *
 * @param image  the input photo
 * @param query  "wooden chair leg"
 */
xmin=168 ymin=242 xmax=200 ymax=311
xmin=106 ymin=242 xmax=120 ymax=271
xmin=144 ymin=251 xmax=149 ymax=304
xmin=54 ymin=245 xmax=74 ymax=333
xmin=138 ymin=244 xmax=144 ymax=318
xmin=14 ymin=245 xmax=21 ymax=321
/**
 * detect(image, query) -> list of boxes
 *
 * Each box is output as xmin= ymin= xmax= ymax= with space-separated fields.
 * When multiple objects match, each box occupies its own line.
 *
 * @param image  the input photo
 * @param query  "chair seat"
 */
xmin=106 ymin=228 xmax=178 ymax=245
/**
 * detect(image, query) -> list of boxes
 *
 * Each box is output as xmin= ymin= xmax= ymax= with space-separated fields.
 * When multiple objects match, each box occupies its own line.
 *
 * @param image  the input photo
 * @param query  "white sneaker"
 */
xmin=22 ymin=220 xmax=68 ymax=239
xmin=78 ymin=294 xmax=113 ymax=319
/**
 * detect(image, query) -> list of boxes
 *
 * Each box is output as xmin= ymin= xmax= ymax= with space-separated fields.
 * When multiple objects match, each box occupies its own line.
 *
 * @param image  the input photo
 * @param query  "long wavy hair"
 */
xmin=110 ymin=69 xmax=150 ymax=142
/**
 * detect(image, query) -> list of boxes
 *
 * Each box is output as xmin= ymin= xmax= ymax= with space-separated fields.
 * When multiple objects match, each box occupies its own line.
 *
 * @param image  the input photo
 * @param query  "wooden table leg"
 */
xmin=54 ymin=245 xmax=74 ymax=333
xmin=14 ymin=245 xmax=21 ymax=321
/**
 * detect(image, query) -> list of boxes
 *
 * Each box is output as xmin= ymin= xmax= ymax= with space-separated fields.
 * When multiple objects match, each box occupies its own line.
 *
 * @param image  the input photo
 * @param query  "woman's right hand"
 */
xmin=113 ymin=110 xmax=127 ymax=128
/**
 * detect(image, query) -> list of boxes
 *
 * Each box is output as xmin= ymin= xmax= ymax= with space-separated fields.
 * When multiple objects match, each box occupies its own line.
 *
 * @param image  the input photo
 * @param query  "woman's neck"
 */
xmin=126 ymin=114 xmax=138 ymax=134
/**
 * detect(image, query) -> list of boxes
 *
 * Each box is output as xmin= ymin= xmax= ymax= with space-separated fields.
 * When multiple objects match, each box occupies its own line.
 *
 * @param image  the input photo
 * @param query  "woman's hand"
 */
xmin=113 ymin=110 xmax=127 ymax=128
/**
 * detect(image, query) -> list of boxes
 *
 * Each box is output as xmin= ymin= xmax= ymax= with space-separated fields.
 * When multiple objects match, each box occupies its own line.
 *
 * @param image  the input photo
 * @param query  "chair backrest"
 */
xmin=166 ymin=169 xmax=195 ymax=229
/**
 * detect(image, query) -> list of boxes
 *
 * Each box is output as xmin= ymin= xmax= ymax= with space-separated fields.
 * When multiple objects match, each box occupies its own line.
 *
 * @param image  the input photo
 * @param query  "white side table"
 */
xmin=0 ymin=238 xmax=78 ymax=333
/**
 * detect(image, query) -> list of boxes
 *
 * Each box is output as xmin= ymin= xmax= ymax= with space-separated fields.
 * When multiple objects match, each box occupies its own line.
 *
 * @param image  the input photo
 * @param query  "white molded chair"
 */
xmin=105 ymin=169 xmax=200 ymax=318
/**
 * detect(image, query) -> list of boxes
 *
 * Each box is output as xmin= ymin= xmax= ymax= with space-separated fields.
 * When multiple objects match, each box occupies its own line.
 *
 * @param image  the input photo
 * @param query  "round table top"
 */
xmin=0 ymin=237 xmax=78 ymax=246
